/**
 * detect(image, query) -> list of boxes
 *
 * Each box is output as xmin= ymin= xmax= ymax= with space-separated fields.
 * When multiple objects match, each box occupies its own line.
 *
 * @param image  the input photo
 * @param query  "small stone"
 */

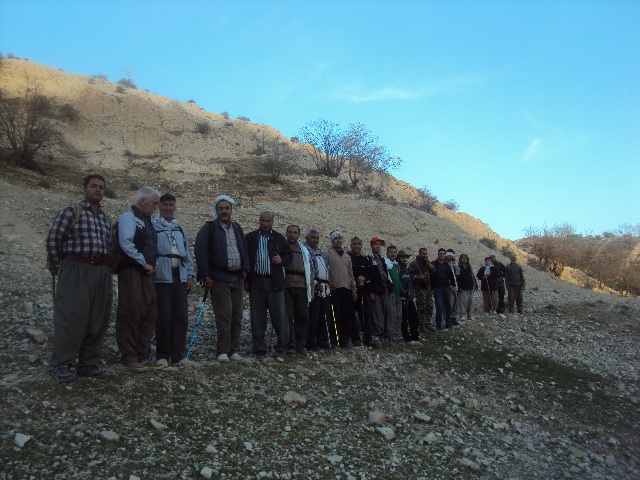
xmin=150 ymin=419 xmax=168 ymax=431
xmin=244 ymin=442 xmax=253 ymax=451
xmin=605 ymin=454 xmax=616 ymax=467
xmin=129 ymin=476 xmax=140 ymax=480
xmin=205 ymin=445 xmax=217 ymax=453
xmin=585 ymin=392 xmax=593 ymax=401
xmin=607 ymin=437 xmax=618 ymax=446
xmin=569 ymin=447 xmax=586 ymax=458
xmin=424 ymin=433 xmax=438 ymax=444
xmin=459 ymin=458 xmax=480 ymax=470
xmin=498 ymin=313 xmax=506 ymax=319
xmin=23 ymin=302 xmax=34 ymax=314
xmin=100 ymin=430 xmax=120 ymax=441
xmin=413 ymin=413 xmax=431 ymax=423
xmin=465 ymin=398 xmax=480 ymax=409
xmin=617 ymin=383 xmax=626 ymax=392
xmin=27 ymin=355 xmax=39 ymax=364
xmin=14 ymin=433 xmax=31 ymax=448
xmin=326 ymin=455 xmax=343 ymax=463
xmin=376 ymin=427 xmax=395 ymax=441
xmin=284 ymin=425 xmax=291 ymax=432
xmin=25 ymin=328 xmax=46 ymax=344
xmin=367 ymin=411 xmax=385 ymax=425
xmin=283 ymin=391 xmax=306 ymax=406
xmin=200 ymin=466 xmax=214 ymax=479
xmin=494 ymin=338 xmax=503 ymax=344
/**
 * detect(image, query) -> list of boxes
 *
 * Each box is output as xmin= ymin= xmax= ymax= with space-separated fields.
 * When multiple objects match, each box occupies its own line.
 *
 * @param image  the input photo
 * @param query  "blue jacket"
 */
xmin=194 ymin=219 xmax=249 ymax=282
xmin=152 ymin=217 xmax=195 ymax=284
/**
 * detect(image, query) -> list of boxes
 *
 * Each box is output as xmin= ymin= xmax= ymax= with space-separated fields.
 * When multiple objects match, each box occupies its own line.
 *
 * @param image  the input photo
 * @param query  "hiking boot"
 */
xmin=364 ymin=341 xmax=380 ymax=349
xmin=120 ymin=362 xmax=148 ymax=372
xmin=51 ymin=365 xmax=75 ymax=382
xmin=217 ymin=353 xmax=230 ymax=363
xmin=172 ymin=358 xmax=195 ymax=367
xmin=76 ymin=365 xmax=107 ymax=379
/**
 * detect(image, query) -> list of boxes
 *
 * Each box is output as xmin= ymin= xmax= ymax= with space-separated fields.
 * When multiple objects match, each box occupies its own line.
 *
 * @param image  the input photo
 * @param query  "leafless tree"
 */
xmin=0 ymin=80 xmax=78 ymax=172
xmin=264 ymin=138 xmax=296 ymax=183
xmin=298 ymin=118 xmax=347 ymax=177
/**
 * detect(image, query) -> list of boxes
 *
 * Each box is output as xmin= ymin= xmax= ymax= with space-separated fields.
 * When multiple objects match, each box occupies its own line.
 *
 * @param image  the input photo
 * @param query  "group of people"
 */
xmin=45 ymin=175 xmax=525 ymax=381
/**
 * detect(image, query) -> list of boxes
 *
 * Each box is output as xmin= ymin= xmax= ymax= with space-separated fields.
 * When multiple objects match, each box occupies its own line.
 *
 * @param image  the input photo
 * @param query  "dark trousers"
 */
xmin=433 ymin=285 xmax=452 ymax=328
xmin=507 ymin=285 xmax=524 ymax=313
xmin=497 ymin=279 xmax=506 ymax=312
xmin=285 ymin=287 xmax=309 ymax=350
xmin=210 ymin=277 xmax=244 ymax=355
xmin=116 ymin=267 xmax=157 ymax=365
xmin=155 ymin=272 xmax=189 ymax=362
xmin=307 ymin=295 xmax=335 ymax=348
xmin=401 ymin=299 xmax=420 ymax=341
xmin=249 ymin=276 xmax=288 ymax=354
xmin=331 ymin=287 xmax=357 ymax=347
xmin=51 ymin=259 xmax=112 ymax=368
xmin=354 ymin=287 xmax=374 ymax=344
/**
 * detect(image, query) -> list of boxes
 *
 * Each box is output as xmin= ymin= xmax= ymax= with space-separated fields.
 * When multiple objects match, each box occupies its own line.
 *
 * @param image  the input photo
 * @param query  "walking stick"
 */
xmin=330 ymin=301 xmax=340 ymax=347
xmin=186 ymin=289 xmax=209 ymax=359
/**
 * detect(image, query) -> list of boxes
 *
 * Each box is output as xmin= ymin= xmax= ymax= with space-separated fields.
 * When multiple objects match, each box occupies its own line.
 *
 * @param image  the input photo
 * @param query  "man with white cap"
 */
xmin=194 ymin=195 xmax=250 ymax=362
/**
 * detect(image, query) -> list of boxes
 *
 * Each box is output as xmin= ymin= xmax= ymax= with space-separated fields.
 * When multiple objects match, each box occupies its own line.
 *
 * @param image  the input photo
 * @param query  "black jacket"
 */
xmin=430 ymin=260 xmax=456 ymax=288
xmin=245 ymin=229 xmax=292 ymax=291
xmin=367 ymin=254 xmax=391 ymax=296
xmin=456 ymin=263 xmax=477 ymax=290
xmin=194 ymin=219 xmax=249 ymax=282
xmin=477 ymin=264 xmax=500 ymax=290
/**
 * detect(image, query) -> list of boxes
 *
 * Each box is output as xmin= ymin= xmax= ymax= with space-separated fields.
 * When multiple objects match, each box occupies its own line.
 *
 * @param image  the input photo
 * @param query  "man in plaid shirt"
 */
xmin=46 ymin=174 xmax=112 ymax=381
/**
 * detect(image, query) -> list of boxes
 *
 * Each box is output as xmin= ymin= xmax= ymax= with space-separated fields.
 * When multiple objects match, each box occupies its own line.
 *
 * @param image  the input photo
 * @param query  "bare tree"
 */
xmin=0 ymin=80 xmax=77 ymax=172
xmin=264 ymin=138 xmax=296 ymax=183
xmin=298 ymin=118 xmax=347 ymax=177
xmin=416 ymin=186 xmax=438 ymax=214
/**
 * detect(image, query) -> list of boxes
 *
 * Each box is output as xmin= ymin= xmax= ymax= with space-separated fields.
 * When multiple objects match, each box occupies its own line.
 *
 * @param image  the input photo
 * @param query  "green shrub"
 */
xmin=116 ymin=78 xmax=137 ymax=89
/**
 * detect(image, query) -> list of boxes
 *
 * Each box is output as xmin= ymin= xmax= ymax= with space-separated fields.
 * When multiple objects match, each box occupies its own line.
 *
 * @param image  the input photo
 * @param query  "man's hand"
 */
xmin=368 ymin=293 xmax=375 ymax=301
xmin=143 ymin=264 xmax=154 ymax=275
xmin=186 ymin=278 xmax=194 ymax=294
xmin=315 ymin=283 xmax=324 ymax=292
xmin=272 ymin=254 xmax=282 ymax=265
xmin=357 ymin=275 xmax=365 ymax=287
xmin=352 ymin=290 xmax=357 ymax=301
xmin=204 ymin=276 xmax=214 ymax=290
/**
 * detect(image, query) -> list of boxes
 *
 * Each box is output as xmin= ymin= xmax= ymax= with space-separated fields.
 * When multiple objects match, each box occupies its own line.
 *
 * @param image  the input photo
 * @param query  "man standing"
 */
xmin=245 ymin=211 xmax=292 ymax=358
xmin=304 ymin=229 xmax=333 ymax=350
xmin=116 ymin=186 xmax=164 ymax=371
xmin=46 ymin=174 xmax=112 ymax=381
xmin=397 ymin=250 xmax=420 ymax=343
xmin=385 ymin=245 xmax=403 ymax=341
xmin=455 ymin=253 xmax=477 ymax=321
xmin=490 ymin=253 xmax=507 ymax=313
xmin=153 ymin=193 xmax=195 ymax=367
xmin=446 ymin=250 xmax=460 ymax=325
xmin=477 ymin=257 xmax=500 ymax=314
xmin=284 ymin=225 xmax=314 ymax=355
xmin=348 ymin=237 xmax=379 ymax=349
xmin=409 ymin=248 xmax=436 ymax=333
xmin=368 ymin=237 xmax=393 ymax=340
xmin=505 ymin=254 xmax=525 ymax=314
xmin=194 ymin=195 xmax=249 ymax=362
xmin=325 ymin=231 xmax=359 ymax=348
xmin=430 ymin=248 xmax=457 ymax=329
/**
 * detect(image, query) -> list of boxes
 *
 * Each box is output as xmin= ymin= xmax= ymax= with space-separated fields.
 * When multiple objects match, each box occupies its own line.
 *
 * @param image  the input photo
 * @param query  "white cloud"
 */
xmin=521 ymin=139 xmax=541 ymax=162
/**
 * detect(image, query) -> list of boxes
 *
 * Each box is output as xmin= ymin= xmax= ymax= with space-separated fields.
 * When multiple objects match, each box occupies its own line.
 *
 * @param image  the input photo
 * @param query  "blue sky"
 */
xmin=1 ymin=0 xmax=638 ymax=239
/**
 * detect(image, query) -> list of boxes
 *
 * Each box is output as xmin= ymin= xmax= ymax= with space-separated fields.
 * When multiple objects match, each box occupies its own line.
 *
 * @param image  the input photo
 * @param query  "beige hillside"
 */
xmin=0 ymin=59 xmax=609 ymax=293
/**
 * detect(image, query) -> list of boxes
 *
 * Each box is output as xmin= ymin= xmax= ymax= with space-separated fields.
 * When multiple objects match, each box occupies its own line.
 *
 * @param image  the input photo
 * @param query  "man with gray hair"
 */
xmin=116 ymin=186 xmax=163 ymax=372
xmin=194 ymin=195 xmax=249 ymax=362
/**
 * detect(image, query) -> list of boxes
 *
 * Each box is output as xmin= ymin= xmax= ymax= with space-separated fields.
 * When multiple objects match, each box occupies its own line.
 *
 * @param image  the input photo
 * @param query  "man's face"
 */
xmin=418 ymin=249 xmax=428 ymax=260
xmin=332 ymin=235 xmax=343 ymax=249
xmin=387 ymin=248 xmax=397 ymax=261
xmin=259 ymin=212 xmax=273 ymax=233
xmin=83 ymin=178 xmax=105 ymax=204
xmin=286 ymin=226 xmax=300 ymax=244
xmin=159 ymin=200 xmax=176 ymax=221
xmin=511 ymin=256 xmax=517 ymax=263
xmin=398 ymin=256 xmax=408 ymax=265
xmin=485 ymin=258 xmax=492 ymax=266
xmin=140 ymin=195 xmax=160 ymax=216
xmin=438 ymin=251 xmax=446 ymax=261
xmin=351 ymin=239 xmax=362 ymax=255
xmin=446 ymin=254 xmax=453 ymax=262
xmin=490 ymin=255 xmax=496 ymax=263
xmin=371 ymin=241 xmax=382 ymax=255
xmin=216 ymin=200 xmax=232 ymax=224
xmin=460 ymin=255 xmax=469 ymax=264
xmin=306 ymin=232 xmax=320 ymax=249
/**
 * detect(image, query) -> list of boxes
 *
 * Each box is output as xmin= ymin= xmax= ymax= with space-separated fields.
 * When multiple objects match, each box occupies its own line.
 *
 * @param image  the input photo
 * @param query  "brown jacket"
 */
xmin=325 ymin=247 xmax=357 ymax=293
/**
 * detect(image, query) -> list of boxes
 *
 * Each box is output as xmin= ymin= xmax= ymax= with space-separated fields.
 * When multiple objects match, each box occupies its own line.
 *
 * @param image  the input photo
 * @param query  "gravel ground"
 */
xmin=1 ymin=169 xmax=639 ymax=480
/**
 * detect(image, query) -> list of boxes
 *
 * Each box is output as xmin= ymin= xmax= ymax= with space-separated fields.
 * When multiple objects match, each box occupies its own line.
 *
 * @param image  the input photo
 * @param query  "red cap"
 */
xmin=370 ymin=237 xmax=385 ymax=245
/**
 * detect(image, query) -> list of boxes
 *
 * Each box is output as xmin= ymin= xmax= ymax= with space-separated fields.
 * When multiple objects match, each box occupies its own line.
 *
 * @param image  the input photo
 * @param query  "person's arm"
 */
xmin=46 ymin=207 xmax=74 ymax=275
xmin=277 ymin=236 xmax=293 ymax=267
xmin=193 ymin=224 xmax=211 ymax=280
xmin=118 ymin=213 xmax=148 ymax=269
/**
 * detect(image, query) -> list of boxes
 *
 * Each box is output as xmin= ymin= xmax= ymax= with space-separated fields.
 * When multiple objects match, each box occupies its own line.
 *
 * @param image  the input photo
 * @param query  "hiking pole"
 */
xmin=186 ymin=289 xmax=209 ymax=359
xmin=330 ymin=301 xmax=340 ymax=347
xmin=323 ymin=297 xmax=334 ymax=355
